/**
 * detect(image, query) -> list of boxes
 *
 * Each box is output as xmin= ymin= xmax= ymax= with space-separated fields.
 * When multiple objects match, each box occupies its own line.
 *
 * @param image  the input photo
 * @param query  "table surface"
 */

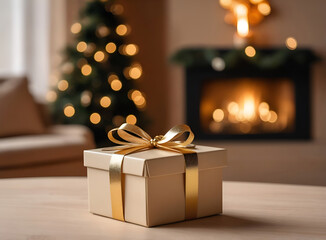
xmin=0 ymin=177 xmax=325 ymax=240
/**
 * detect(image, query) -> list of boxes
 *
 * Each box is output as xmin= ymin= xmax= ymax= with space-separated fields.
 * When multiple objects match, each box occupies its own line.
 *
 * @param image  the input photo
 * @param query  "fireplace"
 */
xmin=173 ymin=48 xmax=317 ymax=140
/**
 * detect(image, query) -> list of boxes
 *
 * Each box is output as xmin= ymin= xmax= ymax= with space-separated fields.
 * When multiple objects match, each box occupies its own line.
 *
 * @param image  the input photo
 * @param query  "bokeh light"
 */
xmin=64 ymin=105 xmax=75 ymax=117
xmin=100 ymin=96 xmax=111 ymax=108
xmin=285 ymin=37 xmax=298 ymax=50
xmin=116 ymin=24 xmax=128 ymax=36
xmin=57 ymin=80 xmax=69 ymax=91
xmin=71 ymin=22 xmax=82 ymax=34
xmin=76 ymin=41 xmax=87 ymax=52
xmin=81 ymin=64 xmax=92 ymax=76
xmin=94 ymin=51 xmax=105 ymax=62
xmin=245 ymin=46 xmax=256 ymax=57
xmin=105 ymin=42 xmax=117 ymax=53
xmin=90 ymin=113 xmax=101 ymax=124
xmin=126 ymin=114 xmax=137 ymax=124
xmin=111 ymin=79 xmax=122 ymax=91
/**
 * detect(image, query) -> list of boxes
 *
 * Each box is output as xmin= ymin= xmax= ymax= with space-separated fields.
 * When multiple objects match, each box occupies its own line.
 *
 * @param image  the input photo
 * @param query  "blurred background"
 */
xmin=0 ymin=0 xmax=325 ymax=185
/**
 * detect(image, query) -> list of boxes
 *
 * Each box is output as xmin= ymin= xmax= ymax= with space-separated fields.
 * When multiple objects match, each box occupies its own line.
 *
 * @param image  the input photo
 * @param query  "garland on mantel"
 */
xmin=170 ymin=48 xmax=318 ymax=71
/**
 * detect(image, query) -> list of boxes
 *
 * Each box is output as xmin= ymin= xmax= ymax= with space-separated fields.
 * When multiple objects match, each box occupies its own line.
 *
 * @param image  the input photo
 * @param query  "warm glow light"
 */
xmin=269 ymin=111 xmax=278 ymax=123
xmin=211 ymin=57 xmax=225 ymax=71
xmin=257 ymin=3 xmax=271 ymax=16
xmin=129 ymin=65 xmax=142 ymax=79
xmin=76 ymin=41 xmax=87 ymax=52
xmin=111 ymin=79 xmax=122 ymax=91
xmin=219 ymin=0 xmax=232 ymax=8
xmin=213 ymin=109 xmax=224 ymax=122
xmin=94 ymin=51 xmax=105 ymax=62
xmin=227 ymin=102 xmax=239 ymax=115
xmin=125 ymin=44 xmax=139 ymax=56
xmin=108 ymin=74 xmax=118 ymax=83
xmin=100 ymin=96 xmax=111 ymax=108
xmin=110 ymin=4 xmax=124 ymax=15
xmin=250 ymin=0 xmax=263 ymax=4
xmin=46 ymin=91 xmax=57 ymax=102
xmin=235 ymin=4 xmax=248 ymax=17
xmin=97 ymin=26 xmax=110 ymax=37
xmin=116 ymin=24 xmax=128 ymax=36
xmin=133 ymin=95 xmax=146 ymax=107
xmin=237 ymin=18 xmax=249 ymax=37
xmin=105 ymin=42 xmax=117 ymax=53
xmin=126 ymin=114 xmax=137 ymax=124
xmin=131 ymin=90 xmax=142 ymax=100
xmin=243 ymin=96 xmax=256 ymax=121
xmin=90 ymin=113 xmax=101 ymax=124
xmin=81 ymin=64 xmax=92 ymax=76
xmin=71 ymin=22 xmax=82 ymax=34
xmin=81 ymin=91 xmax=92 ymax=106
xmin=285 ymin=37 xmax=298 ymax=50
xmin=64 ymin=105 xmax=75 ymax=117
xmin=85 ymin=43 xmax=96 ymax=55
xmin=258 ymin=102 xmax=270 ymax=116
xmin=58 ymin=80 xmax=69 ymax=91
xmin=245 ymin=46 xmax=256 ymax=57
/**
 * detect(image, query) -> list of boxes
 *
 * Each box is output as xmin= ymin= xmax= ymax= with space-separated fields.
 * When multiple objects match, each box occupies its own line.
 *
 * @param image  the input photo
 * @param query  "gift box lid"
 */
xmin=84 ymin=145 xmax=227 ymax=177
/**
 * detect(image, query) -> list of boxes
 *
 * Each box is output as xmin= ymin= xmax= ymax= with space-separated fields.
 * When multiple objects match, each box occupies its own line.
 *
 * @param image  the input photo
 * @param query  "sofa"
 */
xmin=0 ymin=77 xmax=95 ymax=178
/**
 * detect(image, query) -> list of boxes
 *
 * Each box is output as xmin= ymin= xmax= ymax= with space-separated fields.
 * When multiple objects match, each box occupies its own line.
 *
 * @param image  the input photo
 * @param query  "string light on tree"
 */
xmin=81 ymin=64 xmax=92 ymax=76
xmin=94 ymin=51 xmax=106 ymax=62
xmin=110 ymin=4 xmax=124 ymax=15
xmin=46 ymin=90 xmax=57 ymax=102
xmin=126 ymin=114 xmax=137 ymax=124
xmin=111 ymin=79 xmax=122 ymax=91
xmin=64 ymin=105 xmax=75 ymax=117
xmin=57 ymin=80 xmax=69 ymax=91
xmin=52 ymin=1 xmax=146 ymax=145
xmin=128 ymin=63 xmax=142 ymax=79
xmin=76 ymin=41 xmax=87 ymax=52
xmin=116 ymin=24 xmax=129 ymax=36
xmin=90 ymin=113 xmax=101 ymax=124
xmin=81 ymin=91 xmax=92 ymax=107
xmin=71 ymin=22 xmax=82 ymax=34
xmin=100 ymin=96 xmax=111 ymax=108
xmin=96 ymin=25 xmax=110 ymax=37
xmin=124 ymin=44 xmax=139 ymax=56
xmin=105 ymin=42 xmax=117 ymax=53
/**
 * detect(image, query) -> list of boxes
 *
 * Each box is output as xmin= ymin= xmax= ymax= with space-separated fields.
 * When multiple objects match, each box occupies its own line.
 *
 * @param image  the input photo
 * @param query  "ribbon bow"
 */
xmin=105 ymin=123 xmax=195 ymax=155
xmin=103 ymin=123 xmax=198 ymax=222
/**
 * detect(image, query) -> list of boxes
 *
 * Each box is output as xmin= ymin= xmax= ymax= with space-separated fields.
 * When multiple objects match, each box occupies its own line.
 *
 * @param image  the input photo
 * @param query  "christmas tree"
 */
xmin=49 ymin=0 xmax=146 ymax=146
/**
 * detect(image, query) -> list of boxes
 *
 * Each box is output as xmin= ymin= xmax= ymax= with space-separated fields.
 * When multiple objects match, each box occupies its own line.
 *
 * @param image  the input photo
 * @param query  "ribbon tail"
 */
xmin=184 ymin=152 xmax=199 ymax=220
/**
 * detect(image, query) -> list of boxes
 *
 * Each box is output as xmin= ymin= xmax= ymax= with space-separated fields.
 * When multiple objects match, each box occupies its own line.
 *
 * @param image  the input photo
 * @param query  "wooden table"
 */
xmin=1 ymin=177 xmax=325 ymax=240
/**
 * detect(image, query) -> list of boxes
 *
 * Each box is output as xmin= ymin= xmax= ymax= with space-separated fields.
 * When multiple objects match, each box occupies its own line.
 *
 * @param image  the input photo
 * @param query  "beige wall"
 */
xmin=166 ymin=0 xmax=326 ymax=185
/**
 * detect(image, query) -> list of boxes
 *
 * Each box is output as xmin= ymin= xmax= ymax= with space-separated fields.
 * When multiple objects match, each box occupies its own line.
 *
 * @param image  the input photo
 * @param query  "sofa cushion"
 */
xmin=0 ymin=77 xmax=46 ymax=137
xmin=0 ymin=125 xmax=95 ymax=169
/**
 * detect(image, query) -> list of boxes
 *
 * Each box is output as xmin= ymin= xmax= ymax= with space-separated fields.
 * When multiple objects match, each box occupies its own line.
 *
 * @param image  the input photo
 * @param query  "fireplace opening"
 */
xmin=201 ymin=77 xmax=295 ymax=135
xmin=175 ymin=48 xmax=317 ymax=140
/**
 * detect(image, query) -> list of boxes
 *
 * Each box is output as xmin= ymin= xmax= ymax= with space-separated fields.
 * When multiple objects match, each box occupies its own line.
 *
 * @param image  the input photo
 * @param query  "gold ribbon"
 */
xmin=103 ymin=123 xmax=198 ymax=221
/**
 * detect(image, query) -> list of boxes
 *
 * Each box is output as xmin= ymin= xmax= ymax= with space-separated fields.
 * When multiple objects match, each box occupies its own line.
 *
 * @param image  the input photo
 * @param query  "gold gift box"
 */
xmin=84 ymin=145 xmax=227 ymax=227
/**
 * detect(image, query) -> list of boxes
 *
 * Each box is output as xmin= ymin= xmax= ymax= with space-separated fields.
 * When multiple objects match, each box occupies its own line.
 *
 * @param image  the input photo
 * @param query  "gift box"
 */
xmin=84 ymin=144 xmax=227 ymax=227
